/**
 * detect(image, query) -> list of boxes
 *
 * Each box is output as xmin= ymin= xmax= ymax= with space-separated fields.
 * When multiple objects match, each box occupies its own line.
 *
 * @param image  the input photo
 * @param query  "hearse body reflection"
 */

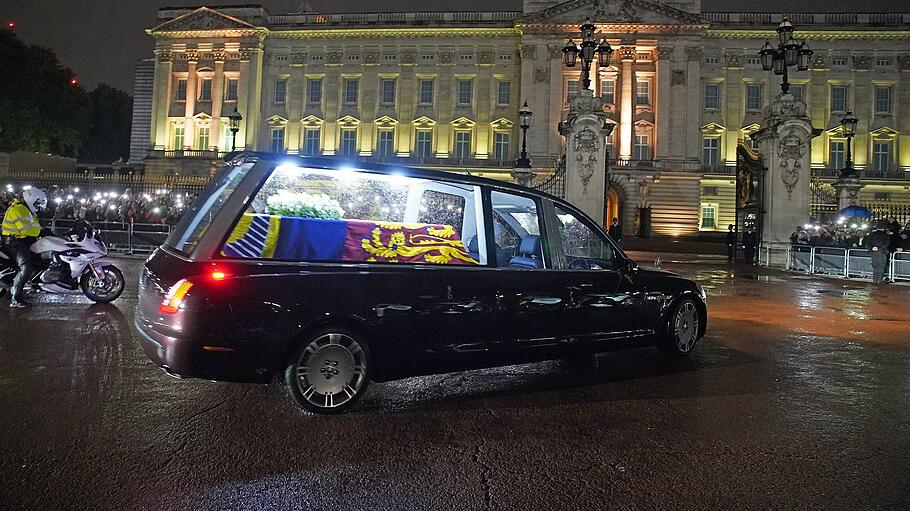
xmin=134 ymin=154 xmax=707 ymax=414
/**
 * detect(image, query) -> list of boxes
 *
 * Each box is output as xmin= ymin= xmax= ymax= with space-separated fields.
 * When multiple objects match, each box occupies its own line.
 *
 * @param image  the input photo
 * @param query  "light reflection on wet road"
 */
xmin=1 ymin=255 xmax=909 ymax=510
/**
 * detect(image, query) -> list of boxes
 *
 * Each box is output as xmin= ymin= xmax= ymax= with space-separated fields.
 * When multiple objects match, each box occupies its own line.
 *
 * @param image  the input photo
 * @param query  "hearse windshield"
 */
xmin=164 ymin=163 xmax=253 ymax=256
xmin=219 ymin=164 xmax=488 ymax=266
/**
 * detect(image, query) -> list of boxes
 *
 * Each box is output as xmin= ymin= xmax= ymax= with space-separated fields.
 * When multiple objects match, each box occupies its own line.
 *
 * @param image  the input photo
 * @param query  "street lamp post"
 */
xmin=517 ymin=101 xmax=532 ymax=168
xmin=228 ymin=107 xmax=243 ymax=152
xmin=561 ymin=18 xmax=613 ymax=90
xmin=759 ymin=17 xmax=813 ymax=94
xmin=839 ymin=110 xmax=858 ymax=178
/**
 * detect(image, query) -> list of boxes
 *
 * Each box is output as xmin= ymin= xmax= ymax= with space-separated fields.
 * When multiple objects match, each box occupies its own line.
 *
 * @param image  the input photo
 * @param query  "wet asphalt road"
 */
xmin=1 ymin=255 xmax=910 ymax=510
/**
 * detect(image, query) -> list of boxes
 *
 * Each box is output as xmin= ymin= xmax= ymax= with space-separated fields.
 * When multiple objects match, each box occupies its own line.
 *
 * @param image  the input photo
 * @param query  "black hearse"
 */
xmin=135 ymin=154 xmax=707 ymax=414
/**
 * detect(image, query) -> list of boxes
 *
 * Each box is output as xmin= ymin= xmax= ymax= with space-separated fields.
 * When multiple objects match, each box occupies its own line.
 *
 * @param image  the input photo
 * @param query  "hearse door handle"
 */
xmin=495 ymin=291 xmax=504 ymax=311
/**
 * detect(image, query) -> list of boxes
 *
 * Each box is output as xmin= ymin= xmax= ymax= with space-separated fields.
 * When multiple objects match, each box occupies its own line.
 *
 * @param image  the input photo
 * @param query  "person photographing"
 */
xmin=1 ymin=188 xmax=47 ymax=308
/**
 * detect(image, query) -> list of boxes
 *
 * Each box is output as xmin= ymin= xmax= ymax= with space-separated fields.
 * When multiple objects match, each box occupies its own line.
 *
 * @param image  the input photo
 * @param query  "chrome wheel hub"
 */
xmin=675 ymin=302 xmax=699 ymax=353
xmin=295 ymin=333 xmax=366 ymax=409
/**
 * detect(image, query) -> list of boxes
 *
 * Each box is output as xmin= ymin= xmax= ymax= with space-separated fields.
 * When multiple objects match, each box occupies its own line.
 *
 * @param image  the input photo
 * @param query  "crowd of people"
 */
xmin=1 ymin=185 xmax=194 ymax=226
xmin=790 ymin=217 xmax=910 ymax=252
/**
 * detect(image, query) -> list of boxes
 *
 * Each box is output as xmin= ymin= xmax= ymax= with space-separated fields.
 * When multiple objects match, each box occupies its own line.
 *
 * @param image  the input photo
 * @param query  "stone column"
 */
xmin=184 ymin=54 xmax=198 ymax=148
xmin=655 ymin=46 xmax=673 ymax=160
xmin=618 ymin=45 xmax=635 ymax=160
xmin=150 ymin=48 xmax=173 ymax=151
xmin=211 ymin=58 xmax=225 ymax=150
xmin=834 ymin=175 xmax=863 ymax=210
xmin=559 ymin=89 xmax=613 ymax=223
xmin=684 ymin=46 xmax=702 ymax=161
xmin=752 ymin=93 xmax=819 ymax=266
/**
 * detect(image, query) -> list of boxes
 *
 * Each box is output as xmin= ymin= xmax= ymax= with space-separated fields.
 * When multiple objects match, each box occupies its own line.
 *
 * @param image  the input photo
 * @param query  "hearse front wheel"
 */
xmin=285 ymin=328 xmax=371 ymax=414
xmin=658 ymin=298 xmax=701 ymax=358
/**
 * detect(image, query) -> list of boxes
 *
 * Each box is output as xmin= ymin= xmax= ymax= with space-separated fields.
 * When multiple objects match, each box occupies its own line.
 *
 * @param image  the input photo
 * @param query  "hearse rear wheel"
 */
xmin=285 ymin=328 xmax=371 ymax=414
xmin=657 ymin=298 xmax=700 ymax=358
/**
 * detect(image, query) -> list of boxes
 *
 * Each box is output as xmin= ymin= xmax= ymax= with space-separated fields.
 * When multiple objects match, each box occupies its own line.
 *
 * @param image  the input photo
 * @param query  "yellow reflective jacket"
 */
xmin=1 ymin=199 xmax=41 ymax=238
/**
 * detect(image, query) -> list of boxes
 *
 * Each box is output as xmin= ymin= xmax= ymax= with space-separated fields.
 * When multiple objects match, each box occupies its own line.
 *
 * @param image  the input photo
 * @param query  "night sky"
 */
xmin=2 ymin=0 xmax=896 ymax=93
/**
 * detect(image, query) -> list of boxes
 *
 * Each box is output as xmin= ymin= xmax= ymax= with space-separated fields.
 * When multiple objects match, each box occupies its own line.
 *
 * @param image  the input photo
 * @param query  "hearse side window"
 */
xmin=554 ymin=205 xmax=617 ymax=270
xmin=490 ymin=190 xmax=546 ymax=269
xmin=220 ymin=165 xmax=487 ymax=266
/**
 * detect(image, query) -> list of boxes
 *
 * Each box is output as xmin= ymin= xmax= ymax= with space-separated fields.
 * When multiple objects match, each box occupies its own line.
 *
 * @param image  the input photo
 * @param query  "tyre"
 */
xmin=657 ymin=297 xmax=701 ymax=358
xmin=284 ymin=328 xmax=371 ymax=414
xmin=80 ymin=265 xmax=125 ymax=304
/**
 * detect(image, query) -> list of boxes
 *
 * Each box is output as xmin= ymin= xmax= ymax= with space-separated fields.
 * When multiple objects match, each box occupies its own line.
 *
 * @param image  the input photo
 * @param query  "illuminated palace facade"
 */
xmin=138 ymin=1 xmax=910 ymax=236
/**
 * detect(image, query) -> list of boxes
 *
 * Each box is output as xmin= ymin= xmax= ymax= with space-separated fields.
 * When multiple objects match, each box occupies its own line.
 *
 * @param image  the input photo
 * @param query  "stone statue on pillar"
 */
xmin=752 ymin=92 xmax=819 ymax=266
xmin=558 ymin=87 xmax=614 ymax=223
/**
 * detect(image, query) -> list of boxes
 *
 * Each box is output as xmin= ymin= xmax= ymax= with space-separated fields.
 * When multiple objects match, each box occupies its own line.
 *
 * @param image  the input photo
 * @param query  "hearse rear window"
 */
xmin=166 ymin=163 xmax=252 ymax=255
xmin=220 ymin=165 xmax=487 ymax=266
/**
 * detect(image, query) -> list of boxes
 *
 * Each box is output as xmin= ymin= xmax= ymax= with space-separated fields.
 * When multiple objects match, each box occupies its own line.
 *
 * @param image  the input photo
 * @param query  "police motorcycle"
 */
xmin=0 ymin=219 xmax=126 ymax=304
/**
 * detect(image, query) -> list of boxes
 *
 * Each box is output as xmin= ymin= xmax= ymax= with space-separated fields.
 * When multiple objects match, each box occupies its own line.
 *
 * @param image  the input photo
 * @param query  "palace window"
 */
xmin=703 ymin=186 xmax=718 ymax=197
xmin=745 ymin=84 xmax=762 ymax=111
xmin=303 ymin=128 xmax=320 ymax=156
xmin=224 ymin=78 xmax=238 ymax=101
xmin=789 ymin=84 xmax=804 ymax=102
xmin=175 ymin=79 xmax=187 ymax=101
xmin=347 ymin=54 xmax=360 ymax=62
xmin=383 ymin=53 xmax=397 ymax=63
xmin=199 ymin=79 xmax=212 ymax=102
xmin=702 ymin=137 xmax=720 ymax=166
xmin=829 ymin=140 xmax=845 ymax=170
xmin=457 ymin=79 xmax=473 ymax=105
xmin=343 ymin=78 xmax=359 ymax=104
xmin=197 ymin=126 xmax=210 ymax=150
xmin=601 ymin=79 xmax=615 ymax=104
xmin=875 ymin=86 xmax=892 ymax=113
xmin=701 ymin=204 xmax=718 ymax=229
xmin=376 ymin=129 xmax=394 ymax=157
xmin=274 ymin=79 xmax=286 ymax=104
xmin=705 ymin=56 xmax=720 ymax=65
xmin=381 ymin=79 xmax=396 ymax=105
xmin=419 ymin=79 xmax=434 ymax=105
xmin=222 ymin=126 xmax=233 ymax=151
xmin=830 ymin=85 xmax=847 ymax=113
xmin=633 ymin=134 xmax=651 ymax=160
xmin=704 ymin=83 xmax=719 ymax=109
xmin=876 ymin=57 xmax=893 ymax=67
xmin=307 ymin=79 xmax=322 ymax=105
xmin=415 ymin=130 xmax=433 ymax=157
xmin=173 ymin=125 xmax=184 ymax=149
xmin=873 ymin=140 xmax=892 ymax=171
xmin=270 ymin=127 xmax=285 ymax=153
xmin=311 ymin=54 xmax=323 ymax=63
xmin=497 ymin=81 xmax=511 ymax=106
xmin=746 ymin=56 xmax=761 ymax=66
xmin=420 ymin=53 xmax=435 ymax=62
xmin=459 ymin=52 xmax=474 ymax=62
xmin=832 ymin=57 xmax=848 ymax=66
xmin=493 ymin=132 xmax=510 ymax=160
xmin=340 ymin=128 xmax=357 ymax=156
xmin=566 ymin=80 xmax=579 ymax=104
xmin=498 ymin=54 xmax=512 ymax=62
xmin=454 ymin=131 xmax=471 ymax=159
xmin=636 ymin=80 xmax=650 ymax=105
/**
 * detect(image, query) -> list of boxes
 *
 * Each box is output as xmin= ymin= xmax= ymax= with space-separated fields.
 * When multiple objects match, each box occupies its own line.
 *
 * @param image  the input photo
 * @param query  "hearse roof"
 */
xmin=225 ymin=151 xmax=563 ymax=203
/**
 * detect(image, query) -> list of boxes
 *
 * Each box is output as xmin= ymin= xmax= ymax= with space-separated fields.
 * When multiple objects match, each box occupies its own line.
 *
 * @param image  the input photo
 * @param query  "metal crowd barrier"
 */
xmin=892 ymin=252 xmax=910 ymax=282
xmin=47 ymin=219 xmax=171 ymax=255
xmin=785 ymin=245 xmax=909 ymax=281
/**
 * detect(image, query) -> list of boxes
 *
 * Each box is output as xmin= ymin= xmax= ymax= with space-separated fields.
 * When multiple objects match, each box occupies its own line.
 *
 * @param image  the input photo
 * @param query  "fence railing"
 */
xmin=4 ymin=169 xmax=210 ymax=195
xmin=785 ymin=245 xmax=910 ymax=281
xmin=47 ymin=219 xmax=172 ymax=255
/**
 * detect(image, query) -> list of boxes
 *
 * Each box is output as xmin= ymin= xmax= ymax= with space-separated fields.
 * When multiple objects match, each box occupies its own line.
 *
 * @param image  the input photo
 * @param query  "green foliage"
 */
xmin=0 ymin=29 xmax=91 ymax=157
xmin=79 ymin=83 xmax=132 ymax=162
xmin=266 ymin=191 xmax=344 ymax=219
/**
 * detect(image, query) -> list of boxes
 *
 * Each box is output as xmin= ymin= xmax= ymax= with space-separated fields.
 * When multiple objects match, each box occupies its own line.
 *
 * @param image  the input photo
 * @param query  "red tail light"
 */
xmin=160 ymin=279 xmax=193 ymax=315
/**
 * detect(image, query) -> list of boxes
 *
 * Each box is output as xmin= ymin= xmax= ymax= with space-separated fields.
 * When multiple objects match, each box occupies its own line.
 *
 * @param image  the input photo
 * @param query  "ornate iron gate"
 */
xmin=735 ymin=140 xmax=764 ymax=244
